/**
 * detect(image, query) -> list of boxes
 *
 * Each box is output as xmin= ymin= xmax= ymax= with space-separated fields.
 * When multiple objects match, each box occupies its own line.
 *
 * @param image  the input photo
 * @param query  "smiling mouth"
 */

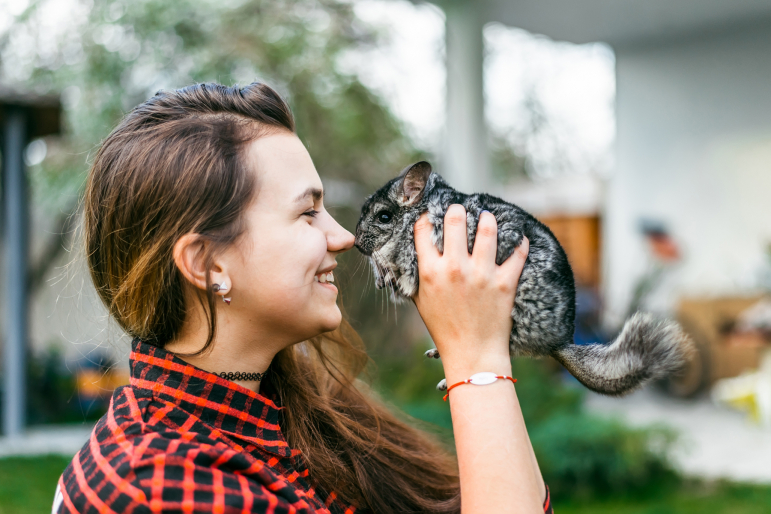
xmin=314 ymin=271 xmax=335 ymax=284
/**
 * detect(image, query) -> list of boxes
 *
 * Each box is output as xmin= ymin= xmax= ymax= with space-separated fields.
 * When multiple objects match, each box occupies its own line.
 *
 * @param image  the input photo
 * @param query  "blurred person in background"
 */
xmin=53 ymin=82 xmax=551 ymax=514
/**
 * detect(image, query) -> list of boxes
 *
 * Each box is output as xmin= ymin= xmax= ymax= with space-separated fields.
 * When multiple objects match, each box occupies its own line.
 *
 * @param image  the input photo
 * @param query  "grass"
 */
xmin=0 ymin=455 xmax=71 ymax=514
xmin=3 ymin=454 xmax=771 ymax=513
xmin=555 ymin=481 xmax=771 ymax=514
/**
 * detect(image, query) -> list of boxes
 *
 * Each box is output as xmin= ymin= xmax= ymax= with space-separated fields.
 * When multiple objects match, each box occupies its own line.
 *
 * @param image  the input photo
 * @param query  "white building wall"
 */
xmin=604 ymin=24 xmax=771 ymax=325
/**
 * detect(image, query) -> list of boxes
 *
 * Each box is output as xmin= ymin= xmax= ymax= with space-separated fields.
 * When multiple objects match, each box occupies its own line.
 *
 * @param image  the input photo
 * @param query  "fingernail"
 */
xmin=481 ymin=210 xmax=491 ymax=214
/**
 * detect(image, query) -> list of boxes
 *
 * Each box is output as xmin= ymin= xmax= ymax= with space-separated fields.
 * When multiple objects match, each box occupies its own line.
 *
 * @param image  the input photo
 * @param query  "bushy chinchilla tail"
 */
xmin=553 ymin=312 xmax=693 ymax=397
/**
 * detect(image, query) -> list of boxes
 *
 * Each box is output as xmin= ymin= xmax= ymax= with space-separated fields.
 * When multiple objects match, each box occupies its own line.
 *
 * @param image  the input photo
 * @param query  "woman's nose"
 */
xmin=327 ymin=217 xmax=355 ymax=253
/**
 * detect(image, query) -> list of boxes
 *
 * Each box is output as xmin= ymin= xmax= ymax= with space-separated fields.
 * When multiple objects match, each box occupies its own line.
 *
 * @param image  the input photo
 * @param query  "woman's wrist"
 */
xmin=440 ymin=346 xmax=513 ymax=384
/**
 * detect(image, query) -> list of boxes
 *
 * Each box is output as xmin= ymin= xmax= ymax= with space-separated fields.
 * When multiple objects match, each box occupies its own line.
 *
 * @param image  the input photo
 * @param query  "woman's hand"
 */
xmin=413 ymin=204 xmax=545 ymax=514
xmin=413 ymin=204 xmax=529 ymax=380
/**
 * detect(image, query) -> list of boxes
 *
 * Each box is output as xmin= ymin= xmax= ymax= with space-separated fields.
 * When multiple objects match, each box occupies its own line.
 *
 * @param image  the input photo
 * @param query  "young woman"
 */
xmin=55 ymin=82 xmax=552 ymax=513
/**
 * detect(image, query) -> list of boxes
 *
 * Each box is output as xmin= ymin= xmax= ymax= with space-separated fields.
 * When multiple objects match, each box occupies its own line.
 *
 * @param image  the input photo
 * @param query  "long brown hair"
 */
xmin=84 ymin=82 xmax=460 ymax=512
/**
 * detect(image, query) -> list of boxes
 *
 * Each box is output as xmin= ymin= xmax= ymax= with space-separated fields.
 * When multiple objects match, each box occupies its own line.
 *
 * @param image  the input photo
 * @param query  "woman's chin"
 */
xmin=319 ymin=308 xmax=342 ymax=333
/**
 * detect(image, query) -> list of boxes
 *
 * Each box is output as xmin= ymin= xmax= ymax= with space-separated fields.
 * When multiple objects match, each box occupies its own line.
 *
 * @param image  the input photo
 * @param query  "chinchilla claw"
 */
xmin=424 ymin=348 xmax=440 ymax=359
xmin=436 ymin=378 xmax=447 ymax=391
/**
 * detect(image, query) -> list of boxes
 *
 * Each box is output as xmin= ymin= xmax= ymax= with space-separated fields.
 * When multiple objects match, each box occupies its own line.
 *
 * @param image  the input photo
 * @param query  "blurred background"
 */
xmin=1 ymin=0 xmax=771 ymax=512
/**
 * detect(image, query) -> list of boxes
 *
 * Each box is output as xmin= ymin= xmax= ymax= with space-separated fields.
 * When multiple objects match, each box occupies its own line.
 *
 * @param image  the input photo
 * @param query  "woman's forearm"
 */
xmin=444 ymin=354 xmax=546 ymax=514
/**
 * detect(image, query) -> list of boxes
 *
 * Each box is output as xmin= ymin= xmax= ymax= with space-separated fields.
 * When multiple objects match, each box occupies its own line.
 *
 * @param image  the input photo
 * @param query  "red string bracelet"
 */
xmin=443 ymin=372 xmax=517 ymax=401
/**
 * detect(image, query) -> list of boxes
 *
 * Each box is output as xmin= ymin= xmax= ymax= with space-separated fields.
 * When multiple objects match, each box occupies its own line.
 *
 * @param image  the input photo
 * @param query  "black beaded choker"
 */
xmin=214 ymin=370 xmax=267 ymax=382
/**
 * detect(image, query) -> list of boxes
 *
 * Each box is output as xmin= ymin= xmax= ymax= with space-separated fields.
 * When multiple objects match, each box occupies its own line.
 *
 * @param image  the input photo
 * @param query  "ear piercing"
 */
xmin=212 ymin=282 xmax=232 ymax=305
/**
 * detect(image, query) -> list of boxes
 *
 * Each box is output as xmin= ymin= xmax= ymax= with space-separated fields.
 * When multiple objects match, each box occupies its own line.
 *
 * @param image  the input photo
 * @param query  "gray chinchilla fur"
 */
xmin=354 ymin=161 xmax=692 ymax=396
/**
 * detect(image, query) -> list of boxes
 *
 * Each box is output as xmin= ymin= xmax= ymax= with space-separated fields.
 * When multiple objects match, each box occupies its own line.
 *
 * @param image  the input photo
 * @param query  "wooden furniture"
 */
xmin=662 ymin=296 xmax=768 ymax=397
xmin=539 ymin=215 xmax=601 ymax=288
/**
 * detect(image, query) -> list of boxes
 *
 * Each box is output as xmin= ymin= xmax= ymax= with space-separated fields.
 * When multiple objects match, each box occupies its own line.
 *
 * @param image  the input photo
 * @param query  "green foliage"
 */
xmin=373 ymin=344 xmax=679 ymax=501
xmin=373 ymin=344 xmax=453 ymax=435
xmin=531 ymin=413 xmax=677 ymax=499
xmin=8 ymin=0 xmax=417 ymax=197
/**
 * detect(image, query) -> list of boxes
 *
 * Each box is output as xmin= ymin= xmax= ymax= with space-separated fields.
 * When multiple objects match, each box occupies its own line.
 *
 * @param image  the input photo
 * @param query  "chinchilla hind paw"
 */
xmin=424 ymin=348 xmax=440 ymax=359
xmin=436 ymin=378 xmax=447 ymax=391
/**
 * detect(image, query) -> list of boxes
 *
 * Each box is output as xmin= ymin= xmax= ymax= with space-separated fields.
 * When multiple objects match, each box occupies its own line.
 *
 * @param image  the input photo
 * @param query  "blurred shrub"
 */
xmin=25 ymin=347 xmax=80 ymax=424
xmin=372 ymin=343 xmax=679 ymax=500
xmin=531 ymin=413 xmax=677 ymax=499
xmin=19 ymin=347 xmax=115 ymax=425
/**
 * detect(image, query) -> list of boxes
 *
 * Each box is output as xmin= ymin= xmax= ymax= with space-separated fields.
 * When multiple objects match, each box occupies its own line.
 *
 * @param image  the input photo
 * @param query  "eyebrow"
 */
xmin=293 ymin=187 xmax=323 ymax=203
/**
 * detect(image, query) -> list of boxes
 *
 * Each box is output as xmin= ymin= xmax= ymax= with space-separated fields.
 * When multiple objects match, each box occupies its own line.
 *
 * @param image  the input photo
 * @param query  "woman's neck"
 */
xmin=165 ymin=305 xmax=288 ymax=394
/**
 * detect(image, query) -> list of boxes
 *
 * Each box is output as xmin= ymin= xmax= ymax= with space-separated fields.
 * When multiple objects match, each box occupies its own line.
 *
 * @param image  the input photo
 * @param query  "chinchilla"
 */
xmin=354 ymin=161 xmax=691 ymax=396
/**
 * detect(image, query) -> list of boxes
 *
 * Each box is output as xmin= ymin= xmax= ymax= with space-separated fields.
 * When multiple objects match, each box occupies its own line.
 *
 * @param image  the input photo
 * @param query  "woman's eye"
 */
xmin=376 ymin=210 xmax=392 ymax=224
xmin=303 ymin=209 xmax=319 ymax=218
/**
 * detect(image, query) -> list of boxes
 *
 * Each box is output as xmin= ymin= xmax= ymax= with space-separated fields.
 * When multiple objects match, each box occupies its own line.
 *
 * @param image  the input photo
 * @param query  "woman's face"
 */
xmin=222 ymin=132 xmax=354 ymax=344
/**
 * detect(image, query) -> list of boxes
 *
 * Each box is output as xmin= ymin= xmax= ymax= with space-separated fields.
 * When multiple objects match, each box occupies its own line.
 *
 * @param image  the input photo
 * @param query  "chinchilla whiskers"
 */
xmin=379 ymin=278 xmax=388 ymax=314
xmin=371 ymin=250 xmax=386 ymax=281
xmin=389 ymin=283 xmax=397 ymax=323
xmin=366 ymin=251 xmax=385 ymax=297
xmin=371 ymin=250 xmax=390 ymax=315
xmin=371 ymin=250 xmax=398 ymax=322
xmin=361 ymin=257 xmax=374 ymax=299
xmin=351 ymin=253 xmax=367 ymax=279
xmin=370 ymin=251 xmax=383 ymax=310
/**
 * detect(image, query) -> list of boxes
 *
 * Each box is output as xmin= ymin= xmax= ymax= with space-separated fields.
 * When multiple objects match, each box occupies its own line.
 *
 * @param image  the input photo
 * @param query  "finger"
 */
xmin=443 ymin=204 xmax=469 ymax=259
xmin=414 ymin=213 xmax=440 ymax=264
xmin=471 ymin=211 xmax=498 ymax=267
xmin=500 ymin=235 xmax=530 ymax=283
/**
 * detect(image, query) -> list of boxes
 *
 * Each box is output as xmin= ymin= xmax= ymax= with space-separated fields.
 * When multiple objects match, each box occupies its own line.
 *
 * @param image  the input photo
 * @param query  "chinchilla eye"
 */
xmin=376 ymin=210 xmax=392 ymax=224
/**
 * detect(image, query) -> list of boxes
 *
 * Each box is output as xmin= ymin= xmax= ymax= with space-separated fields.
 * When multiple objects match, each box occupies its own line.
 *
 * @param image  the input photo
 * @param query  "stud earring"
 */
xmin=212 ymin=282 xmax=232 ymax=305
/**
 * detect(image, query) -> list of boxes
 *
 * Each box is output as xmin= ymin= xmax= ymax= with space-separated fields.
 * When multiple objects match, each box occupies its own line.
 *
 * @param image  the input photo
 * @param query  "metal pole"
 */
xmin=444 ymin=0 xmax=488 ymax=193
xmin=3 ymin=107 xmax=28 ymax=437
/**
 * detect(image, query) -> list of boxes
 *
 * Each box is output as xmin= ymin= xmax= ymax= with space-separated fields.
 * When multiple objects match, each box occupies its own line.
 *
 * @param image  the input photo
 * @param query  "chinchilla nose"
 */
xmin=353 ymin=235 xmax=371 ymax=256
xmin=353 ymin=222 xmax=370 ymax=255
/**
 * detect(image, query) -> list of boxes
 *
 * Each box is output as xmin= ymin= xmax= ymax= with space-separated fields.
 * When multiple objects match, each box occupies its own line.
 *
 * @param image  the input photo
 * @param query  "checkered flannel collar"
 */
xmin=129 ymin=339 xmax=291 ymax=457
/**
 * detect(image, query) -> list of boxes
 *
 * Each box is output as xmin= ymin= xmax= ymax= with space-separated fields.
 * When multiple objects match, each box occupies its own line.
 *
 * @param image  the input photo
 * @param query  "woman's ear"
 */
xmin=173 ymin=234 xmax=230 ymax=294
xmin=173 ymin=234 xmax=209 ymax=291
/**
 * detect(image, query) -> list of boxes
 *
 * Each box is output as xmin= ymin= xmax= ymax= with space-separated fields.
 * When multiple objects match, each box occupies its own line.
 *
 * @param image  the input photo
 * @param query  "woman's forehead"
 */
xmin=247 ymin=133 xmax=323 ymax=201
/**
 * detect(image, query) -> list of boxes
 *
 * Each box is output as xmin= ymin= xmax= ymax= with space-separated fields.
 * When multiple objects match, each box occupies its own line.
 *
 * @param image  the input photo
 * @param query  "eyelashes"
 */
xmin=303 ymin=209 xmax=319 ymax=218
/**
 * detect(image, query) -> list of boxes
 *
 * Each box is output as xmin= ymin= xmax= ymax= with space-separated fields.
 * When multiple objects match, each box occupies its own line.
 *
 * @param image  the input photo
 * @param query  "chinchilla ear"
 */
xmin=399 ymin=161 xmax=432 ymax=205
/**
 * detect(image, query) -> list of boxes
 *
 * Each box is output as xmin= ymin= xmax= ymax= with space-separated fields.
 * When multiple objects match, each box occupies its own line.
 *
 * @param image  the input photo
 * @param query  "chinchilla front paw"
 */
xmin=424 ymin=348 xmax=440 ymax=359
xmin=436 ymin=378 xmax=447 ymax=391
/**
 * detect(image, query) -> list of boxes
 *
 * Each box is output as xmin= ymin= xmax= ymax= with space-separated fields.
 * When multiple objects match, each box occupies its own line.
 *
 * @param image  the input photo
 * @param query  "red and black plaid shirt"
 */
xmin=57 ymin=340 xmax=553 ymax=513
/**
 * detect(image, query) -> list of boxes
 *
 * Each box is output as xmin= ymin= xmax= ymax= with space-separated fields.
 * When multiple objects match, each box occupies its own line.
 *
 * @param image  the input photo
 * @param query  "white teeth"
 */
xmin=315 ymin=271 xmax=335 ymax=284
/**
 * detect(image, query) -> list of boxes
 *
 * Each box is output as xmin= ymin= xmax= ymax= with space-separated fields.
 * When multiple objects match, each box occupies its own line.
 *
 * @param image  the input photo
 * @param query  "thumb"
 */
xmin=500 ymin=235 xmax=530 ymax=285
